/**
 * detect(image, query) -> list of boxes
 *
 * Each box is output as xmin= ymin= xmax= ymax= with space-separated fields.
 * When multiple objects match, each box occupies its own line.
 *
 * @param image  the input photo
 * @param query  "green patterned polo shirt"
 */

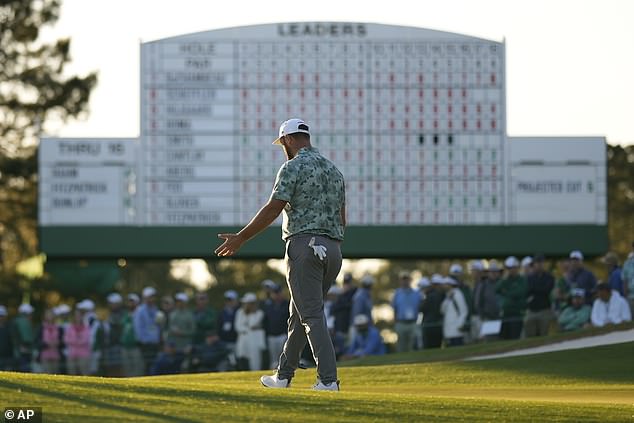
xmin=270 ymin=147 xmax=345 ymax=241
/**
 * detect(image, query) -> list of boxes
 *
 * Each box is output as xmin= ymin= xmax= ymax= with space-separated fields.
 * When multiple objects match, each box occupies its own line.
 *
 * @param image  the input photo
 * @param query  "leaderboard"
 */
xmin=140 ymin=23 xmax=506 ymax=226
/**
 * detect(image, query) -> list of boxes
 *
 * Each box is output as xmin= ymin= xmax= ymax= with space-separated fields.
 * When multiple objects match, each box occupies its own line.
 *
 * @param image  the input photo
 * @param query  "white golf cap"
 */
xmin=487 ymin=260 xmax=502 ymax=272
xmin=571 ymin=288 xmax=586 ymax=297
xmin=444 ymin=276 xmax=458 ymax=286
xmin=261 ymin=279 xmax=277 ymax=289
xmin=174 ymin=292 xmax=189 ymax=302
xmin=569 ymin=250 xmax=584 ymax=261
xmin=504 ymin=256 xmax=520 ymax=268
xmin=127 ymin=293 xmax=140 ymax=303
xmin=449 ymin=264 xmax=463 ymax=275
xmin=107 ymin=293 xmax=123 ymax=304
xmin=353 ymin=314 xmax=370 ymax=326
xmin=417 ymin=277 xmax=431 ymax=289
xmin=241 ymin=292 xmax=258 ymax=303
xmin=77 ymin=299 xmax=95 ymax=311
xmin=360 ymin=275 xmax=375 ymax=285
xmin=18 ymin=303 xmax=34 ymax=314
xmin=272 ymin=118 xmax=310 ymax=145
xmin=0 ymin=305 xmax=7 ymax=316
xmin=431 ymin=274 xmax=444 ymax=285
xmin=224 ymin=290 xmax=239 ymax=300
xmin=142 ymin=286 xmax=157 ymax=298
xmin=55 ymin=304 xmax=71 ymax=315
xmin=521 ymin=256 xmax=533 ymax=267
xmin=469 ymin=260 xmax=484 ymax=271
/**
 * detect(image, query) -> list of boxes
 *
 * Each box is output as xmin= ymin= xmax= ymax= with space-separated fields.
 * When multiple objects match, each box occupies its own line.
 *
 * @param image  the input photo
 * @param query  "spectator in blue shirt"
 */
xmin=342 ymin=314 xmax=385 ymax=359
xmin=602 ymin=252 xmax=624 ymax=296
xmin=134 ymin=286 xmax=161 ymax=374
xmin=568 ymin=251 xmax=597 ymax=305
xmin=392 ymin=271 xmax=421 ymax=353
xmin=351 ymin=275 xmax=374 ymax=324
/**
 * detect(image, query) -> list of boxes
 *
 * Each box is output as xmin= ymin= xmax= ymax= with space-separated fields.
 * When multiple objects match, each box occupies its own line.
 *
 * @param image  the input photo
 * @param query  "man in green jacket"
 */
xmin=558 ymin=288 xmax=591 ymax=331
xmin=12 ymin=304 xmax=35 ymax=372
xmin=168 ymin=293 xmax=195 ymax=351
xmin=496 ymin=257 xmax=527 ymax=340
xmin=193 ymin=292 xmax=217 ymax=346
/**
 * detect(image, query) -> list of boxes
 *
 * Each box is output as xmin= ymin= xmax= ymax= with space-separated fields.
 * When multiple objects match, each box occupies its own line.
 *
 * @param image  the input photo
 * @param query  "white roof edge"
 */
xmin=142 ymin=22 xmax=503 ymax=45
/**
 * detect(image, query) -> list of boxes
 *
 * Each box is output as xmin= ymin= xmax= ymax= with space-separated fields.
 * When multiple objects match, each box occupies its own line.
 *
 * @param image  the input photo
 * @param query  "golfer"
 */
xmin=215 ymin=118 xmax=346 ymax=391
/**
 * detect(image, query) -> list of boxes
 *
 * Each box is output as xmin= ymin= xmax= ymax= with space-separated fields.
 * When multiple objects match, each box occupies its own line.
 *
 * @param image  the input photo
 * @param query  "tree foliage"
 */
xmin=0 ymin=0 xmax=96 ymax=301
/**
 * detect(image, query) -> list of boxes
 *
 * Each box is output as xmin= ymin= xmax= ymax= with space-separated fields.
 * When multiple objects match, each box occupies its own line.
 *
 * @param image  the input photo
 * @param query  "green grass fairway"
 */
xmin=1 ymin=342 xmax=632 ymax=422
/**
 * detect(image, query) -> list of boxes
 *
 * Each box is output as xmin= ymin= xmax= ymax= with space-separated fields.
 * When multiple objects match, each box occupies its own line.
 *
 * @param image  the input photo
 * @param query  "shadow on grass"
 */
xmin=0 ymin=379 xmax=195 ymax=423
xmin=453 ymin=341 xmax=634 ymax=384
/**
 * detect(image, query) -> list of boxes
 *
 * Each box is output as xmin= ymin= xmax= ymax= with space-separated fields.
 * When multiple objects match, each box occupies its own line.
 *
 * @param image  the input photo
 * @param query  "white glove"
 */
xmin=308 ymin=237 xmax=327 ymax=261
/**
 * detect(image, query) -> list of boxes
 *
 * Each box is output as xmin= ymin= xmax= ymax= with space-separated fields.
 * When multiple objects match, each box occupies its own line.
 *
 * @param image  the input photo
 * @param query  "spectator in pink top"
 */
xmin=64 ymin=309 xmax=92 ymax=375
xmin=38 ymin=309 xmax=62 ymax=374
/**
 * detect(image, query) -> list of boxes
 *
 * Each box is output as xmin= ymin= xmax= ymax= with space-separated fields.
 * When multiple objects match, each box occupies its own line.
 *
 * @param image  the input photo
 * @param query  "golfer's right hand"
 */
xmin=215 ymin=233 xmax=244 ymax=257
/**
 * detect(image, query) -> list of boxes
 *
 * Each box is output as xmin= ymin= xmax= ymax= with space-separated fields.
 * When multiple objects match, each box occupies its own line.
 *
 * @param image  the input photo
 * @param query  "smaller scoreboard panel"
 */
xmin=39 ymin=138 xmax=137 ymax=225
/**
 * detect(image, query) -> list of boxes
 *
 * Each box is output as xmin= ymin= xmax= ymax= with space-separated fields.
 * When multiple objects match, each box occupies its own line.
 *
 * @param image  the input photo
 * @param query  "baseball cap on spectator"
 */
xmin=0 ymin=305 xmax=7 ymax=316
xmin=107 ymin=293 xmax=123 ymax=304
xmin=488 ymin=260 xmax=502 ymax=272
xmin=241 ymin=292 xmax=258 ymax=303
xmin=18 ymin=303 xmax=34 ymax=314
xmin=77 ymin=299 xmax=95 ymax=311
xmin=261 ymin=279 xmax=277 ymax=290
xmin=272 ymin=118 xmax=310 ymax=145
xmin=504 ymin=256 xmax=520 ymax=268
xmin=601 ymin=252 xmax=619 ymax=266
xmin=571 ymin=288 xmax=585 ymax=298
xmin=417 ymin=277 xmax=431 ymax=289
xmin=431 ymin=274 xmax=444 ymax=285
xmin=443 ymin=276 xmax=458 ymax=286
xmin=569 ymin=250 xmax=584 ymax=261
xmin=360 ymin=275 xmax=375 ymax=286
xmin=353 ymin=314 xmax=370 ymax=326
xmin=521 ymin=256 xmax=533 ymax=267
xmin=127 ymin=293 xmax=140 ymax=304
xmin=175 ymin=292 xmax=188 ymax=302
xmin=54 ymin=304 xmax=71 ymax=316
xmin=142 ymin=287 xmax=157 ymax=298
xmin=469 ymin=260 xmax=484 ymax=271
xmin=449 ymin=264 xmax=463 ymax=275
xmin=343 ymin=273 xmax=353 ymax=284
xmin=224 ymin=290 xmax=239 ymax=301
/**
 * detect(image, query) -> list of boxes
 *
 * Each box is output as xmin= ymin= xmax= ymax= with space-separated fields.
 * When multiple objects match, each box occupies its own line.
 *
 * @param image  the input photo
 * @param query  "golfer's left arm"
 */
xmin=215 ymin=199 xmax=286 ymax=256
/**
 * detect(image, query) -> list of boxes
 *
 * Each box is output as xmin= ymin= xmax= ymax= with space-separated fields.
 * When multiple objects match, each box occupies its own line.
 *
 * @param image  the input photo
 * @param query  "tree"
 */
xmin=0 ymin=0 xmax=97 ymax=305
xmin=606 ymin=144 xmax=634 ymax=257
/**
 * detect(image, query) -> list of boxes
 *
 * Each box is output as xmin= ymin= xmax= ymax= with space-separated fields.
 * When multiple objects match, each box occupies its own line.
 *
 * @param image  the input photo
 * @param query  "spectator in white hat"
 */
xmin=568 ymin=250 xmax=597 ymax=305
xmin=193 ymin=292 xmax=218 ymax=347
xmin=64 ymin=309 xmax=92 ymax=375
xmin=440 ymin=277 xmax=469 ymax=347
xmin=496 ymin=257 xmax=527 ymax=340
xmin=420 ymin=274 xmax=445 ymax=349
xmin=134 ymin=286 xmax=161 ymax=374
xmin=473 ymin=261 xmax=501 ymax=340
xmin=558 ymin=288 xmax=591 ymax=331
xmin=167 ymin=293 xmax=195 ymax=352
xmin=351 ymin=274 xmax=375 ymax=325
xmin=103 ymin=293 xmax=126 ymax=377
xmin=218 ymin=290 xmax=240 ymax=349
xmin=78 ymin=299 xmax=103 ymax=376
xmin=13 ymin=303 xmax=35 ymax=372
xmin=590 ymin=283 xmax=632 ymax=327
xmin=341 ymin=314 xmax=385 ymax=360
xmin=520 ymin=256 xmax=533 ymax=278
xmin=449 ymin=263 xmax=474 ymax=342
xmin=235 ymin=293 xmax=266 ymax=371
xmin=0 ymin=305 xmax=14 ymax=371
xmin=391 ymin=271 xmax=420 ymax=353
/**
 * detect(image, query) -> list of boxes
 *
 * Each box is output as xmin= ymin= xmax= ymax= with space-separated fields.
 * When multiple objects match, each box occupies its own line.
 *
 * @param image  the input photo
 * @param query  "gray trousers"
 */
xmin=277 ymin=234 xmax=342 ymax=384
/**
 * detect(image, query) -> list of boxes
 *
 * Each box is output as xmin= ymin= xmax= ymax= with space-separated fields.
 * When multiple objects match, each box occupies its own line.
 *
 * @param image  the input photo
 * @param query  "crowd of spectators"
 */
xmin=1 ymin=244 xmax=632 ymax=376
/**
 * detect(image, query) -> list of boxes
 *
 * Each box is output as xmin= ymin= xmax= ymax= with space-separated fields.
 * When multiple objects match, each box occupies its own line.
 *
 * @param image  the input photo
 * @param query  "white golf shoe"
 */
xmin=260 ymin=374 xmax=291 ymax=388
xmin=312 ymin=380 xmax=340 ymax=391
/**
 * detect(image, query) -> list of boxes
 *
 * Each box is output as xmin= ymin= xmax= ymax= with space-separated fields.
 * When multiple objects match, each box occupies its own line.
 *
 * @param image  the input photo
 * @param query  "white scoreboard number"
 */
xmin=140 ymin=23 xmax=506 ymax=226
